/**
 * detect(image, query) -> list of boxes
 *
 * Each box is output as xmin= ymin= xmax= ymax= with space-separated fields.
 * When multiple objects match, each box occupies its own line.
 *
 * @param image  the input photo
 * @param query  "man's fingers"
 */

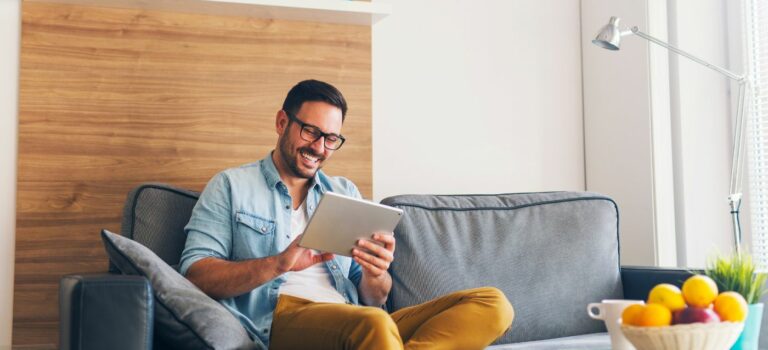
xmin=373 ymin=232 xmax=396 ymax=251
xmin=354 ymin=256 xmax=384 ymax=276
xmin=357 ymin=239 xmax=385 ymax=256
xmin=373 ymin=232 xmax=395 ymax=244
xmin=352 ymin=248 xmax=390 ymax=270
xmin=356 ymin=239 xmax=394 ymax=263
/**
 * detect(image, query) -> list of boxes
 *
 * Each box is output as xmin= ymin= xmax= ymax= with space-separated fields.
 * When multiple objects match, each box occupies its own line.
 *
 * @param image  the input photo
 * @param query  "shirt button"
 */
xmin=285 ymin=205 xmax=290 ymax=210
xmin=263 ymin=328 xmax=268 ymax=333
xmin=331 ymin=265 xmax=338 ymax=270
xmin=261 ymin=227 xmax=267 ymax=233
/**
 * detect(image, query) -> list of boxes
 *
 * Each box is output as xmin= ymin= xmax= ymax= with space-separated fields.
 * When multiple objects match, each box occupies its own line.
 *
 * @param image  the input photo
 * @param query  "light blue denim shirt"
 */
xmin=179 ymin=152 xmax=363 ymax=347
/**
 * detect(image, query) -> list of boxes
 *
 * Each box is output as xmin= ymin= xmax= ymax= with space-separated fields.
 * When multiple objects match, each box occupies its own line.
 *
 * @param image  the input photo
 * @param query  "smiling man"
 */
xmin=179 ymin=80 xmax=514 ymax=350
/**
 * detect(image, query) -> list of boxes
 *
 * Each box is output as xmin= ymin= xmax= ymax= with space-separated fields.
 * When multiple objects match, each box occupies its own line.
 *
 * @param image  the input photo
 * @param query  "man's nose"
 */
xmin=309 ymin=136 xmax=326 ymax=154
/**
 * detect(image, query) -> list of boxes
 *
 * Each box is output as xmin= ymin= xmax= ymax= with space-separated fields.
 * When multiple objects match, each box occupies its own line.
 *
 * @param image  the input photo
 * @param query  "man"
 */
xmin=180 ymin=80 xmax=514 ymax=349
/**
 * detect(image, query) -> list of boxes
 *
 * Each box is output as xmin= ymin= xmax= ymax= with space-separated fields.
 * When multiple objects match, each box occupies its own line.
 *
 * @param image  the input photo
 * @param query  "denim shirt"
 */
xmin=179 ymin=152 xmax=363 ymax=347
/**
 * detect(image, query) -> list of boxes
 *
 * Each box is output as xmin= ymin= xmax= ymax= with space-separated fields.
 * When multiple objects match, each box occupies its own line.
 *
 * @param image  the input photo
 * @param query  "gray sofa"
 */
xmin=60 ymin=183 xmax=728 ymax=349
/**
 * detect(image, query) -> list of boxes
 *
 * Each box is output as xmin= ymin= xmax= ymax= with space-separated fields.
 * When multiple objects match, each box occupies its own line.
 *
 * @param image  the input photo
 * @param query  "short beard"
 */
xmin=278 ymin=134 xmax=323 ymax=179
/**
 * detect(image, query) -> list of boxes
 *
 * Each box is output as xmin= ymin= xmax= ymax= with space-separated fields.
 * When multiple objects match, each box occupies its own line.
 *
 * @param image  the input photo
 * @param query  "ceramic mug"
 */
xmin=587 ymin=299 xmax=644 ymax=350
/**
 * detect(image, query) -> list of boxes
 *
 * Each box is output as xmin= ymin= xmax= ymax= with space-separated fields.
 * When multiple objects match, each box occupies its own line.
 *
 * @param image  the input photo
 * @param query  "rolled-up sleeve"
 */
xmin=179 ymin=172 xmax=233 ymax=276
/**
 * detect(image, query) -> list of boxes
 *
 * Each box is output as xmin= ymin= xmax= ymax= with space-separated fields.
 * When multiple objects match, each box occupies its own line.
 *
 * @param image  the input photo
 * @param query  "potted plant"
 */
xmin=705 ymin=252 xmax=768 ymax=350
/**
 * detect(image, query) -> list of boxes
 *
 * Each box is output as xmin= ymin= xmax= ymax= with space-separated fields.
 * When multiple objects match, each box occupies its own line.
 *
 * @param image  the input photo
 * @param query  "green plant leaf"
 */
xmin=704 ymin=252 xmax=768 ymax=304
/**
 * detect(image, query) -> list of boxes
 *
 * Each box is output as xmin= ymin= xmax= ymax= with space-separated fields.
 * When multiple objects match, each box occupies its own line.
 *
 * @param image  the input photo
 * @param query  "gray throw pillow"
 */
xmin=101 ymin=229 xmax=263 ymax=350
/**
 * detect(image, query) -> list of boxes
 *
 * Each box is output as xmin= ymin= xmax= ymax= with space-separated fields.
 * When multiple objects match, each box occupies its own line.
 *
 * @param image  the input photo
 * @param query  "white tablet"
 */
xmin=299 ymin=191 xmax=404 ymax=257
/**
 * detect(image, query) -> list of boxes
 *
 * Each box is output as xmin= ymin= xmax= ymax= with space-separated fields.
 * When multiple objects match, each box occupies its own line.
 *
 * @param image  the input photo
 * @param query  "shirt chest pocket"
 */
xmin=233 ymin=211 xmax=276 ymax=259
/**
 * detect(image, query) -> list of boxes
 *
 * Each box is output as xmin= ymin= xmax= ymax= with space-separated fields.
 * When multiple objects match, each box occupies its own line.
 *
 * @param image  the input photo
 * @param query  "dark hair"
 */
xmin=282 ymin=80 xmax=348 ymax=122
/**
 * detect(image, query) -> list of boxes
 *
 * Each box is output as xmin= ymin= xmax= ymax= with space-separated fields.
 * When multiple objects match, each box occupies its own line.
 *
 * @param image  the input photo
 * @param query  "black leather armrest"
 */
xmin=620 ymin=266 xmax=700 ymax=301
xmin=60 ymin=274 xmax=154 ymax=350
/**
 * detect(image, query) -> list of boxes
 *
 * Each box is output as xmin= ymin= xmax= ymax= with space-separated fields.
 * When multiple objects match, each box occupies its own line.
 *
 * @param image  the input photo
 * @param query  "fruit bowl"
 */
xmin=620 ymin=322 xmax=744 ymax=350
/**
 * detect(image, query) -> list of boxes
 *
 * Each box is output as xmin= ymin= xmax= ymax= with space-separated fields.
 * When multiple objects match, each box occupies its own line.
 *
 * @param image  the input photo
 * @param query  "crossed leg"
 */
xmin=269 ymin=287 xmax=513 ymax=350
xmin=391 ymin=287 xmax=514 ymax=350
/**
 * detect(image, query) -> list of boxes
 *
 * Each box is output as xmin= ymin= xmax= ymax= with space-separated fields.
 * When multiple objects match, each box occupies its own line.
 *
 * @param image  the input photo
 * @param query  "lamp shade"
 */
xmin=592 ymin=16 xmax=622 ymax=50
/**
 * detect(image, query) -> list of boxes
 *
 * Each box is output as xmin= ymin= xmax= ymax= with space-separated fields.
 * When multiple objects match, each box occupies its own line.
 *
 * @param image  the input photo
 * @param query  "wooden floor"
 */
xmin=16 ymin=2 xmax=371 ymax=345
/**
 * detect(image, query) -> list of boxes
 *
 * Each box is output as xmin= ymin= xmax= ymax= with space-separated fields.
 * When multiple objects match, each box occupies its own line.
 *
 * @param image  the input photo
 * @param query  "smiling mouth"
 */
xmin=300 ymin=150 xmax=321 ymax=164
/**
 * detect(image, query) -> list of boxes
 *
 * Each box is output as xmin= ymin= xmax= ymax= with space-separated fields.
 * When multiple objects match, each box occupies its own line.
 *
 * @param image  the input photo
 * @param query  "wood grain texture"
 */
xmin=16 ymin=2 xmax=371 ymax=345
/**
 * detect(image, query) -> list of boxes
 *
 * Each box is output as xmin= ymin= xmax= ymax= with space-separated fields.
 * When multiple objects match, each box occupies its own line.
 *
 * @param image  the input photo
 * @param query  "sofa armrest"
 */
xmin=620 ymin=266 xmax=699 ymax=301
xmin=60 ymin=274 xmax=154 ymax=350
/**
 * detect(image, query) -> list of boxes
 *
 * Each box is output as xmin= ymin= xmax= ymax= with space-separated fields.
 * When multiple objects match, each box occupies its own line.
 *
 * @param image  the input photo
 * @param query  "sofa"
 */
xmin=59 ymin=183 xmax=758 ymax=349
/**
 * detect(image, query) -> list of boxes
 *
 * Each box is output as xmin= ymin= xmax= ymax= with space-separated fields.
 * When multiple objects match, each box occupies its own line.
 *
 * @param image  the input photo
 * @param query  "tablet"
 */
xmin=299 ymin=191 xmax=404 ymax=257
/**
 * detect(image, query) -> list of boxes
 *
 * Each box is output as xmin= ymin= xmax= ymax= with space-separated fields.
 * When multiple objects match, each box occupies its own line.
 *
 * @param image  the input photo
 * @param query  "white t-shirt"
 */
xmin=277 ymin=201 xmax=347 ymax=303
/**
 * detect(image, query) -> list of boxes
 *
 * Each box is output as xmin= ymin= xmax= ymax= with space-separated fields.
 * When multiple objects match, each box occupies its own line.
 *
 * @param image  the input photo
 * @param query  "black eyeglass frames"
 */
xmin=285 ymin=112 xmax=346 ymax=150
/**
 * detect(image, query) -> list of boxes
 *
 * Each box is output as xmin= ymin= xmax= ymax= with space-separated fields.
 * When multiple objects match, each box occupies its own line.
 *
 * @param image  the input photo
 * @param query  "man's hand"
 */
xmin=354 ymin=232 xmax=395 ymax=306
xmin=352 ymin=232 xmax=395 ymax=278
xmin=278 ymin=234 xmax=334 ymax=273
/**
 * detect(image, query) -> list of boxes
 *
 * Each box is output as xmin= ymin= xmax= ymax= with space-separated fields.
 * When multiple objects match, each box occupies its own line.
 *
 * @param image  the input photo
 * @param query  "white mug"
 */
xmin=587 ymin=299 xmax=644 ymax=350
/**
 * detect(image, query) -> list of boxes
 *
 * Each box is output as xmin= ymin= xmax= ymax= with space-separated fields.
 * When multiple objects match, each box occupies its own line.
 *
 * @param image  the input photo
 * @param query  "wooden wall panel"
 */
xmin=16 ymin=2 xmax=371 ymax=345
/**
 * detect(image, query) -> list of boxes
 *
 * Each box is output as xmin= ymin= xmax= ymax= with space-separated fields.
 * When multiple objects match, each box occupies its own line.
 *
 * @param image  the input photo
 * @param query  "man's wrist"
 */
xmin=363 ymin=270 xmax=388 ymax=282
xmin=265 ymin=254 xmax=289 ymax=276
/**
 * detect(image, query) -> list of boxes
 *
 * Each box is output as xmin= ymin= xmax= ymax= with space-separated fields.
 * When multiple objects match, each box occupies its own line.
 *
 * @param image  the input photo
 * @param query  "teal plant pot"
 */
xmin=731 ymin=303 xmax=764 ymax=350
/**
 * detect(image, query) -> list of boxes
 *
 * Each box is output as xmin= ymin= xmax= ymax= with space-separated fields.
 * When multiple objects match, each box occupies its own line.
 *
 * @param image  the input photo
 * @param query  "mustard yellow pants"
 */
xmin=270 ymin=286 xmax=514 ymax=350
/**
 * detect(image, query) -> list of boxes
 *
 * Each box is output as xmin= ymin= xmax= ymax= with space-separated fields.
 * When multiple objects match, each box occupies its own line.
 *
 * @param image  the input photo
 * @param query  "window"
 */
xmin=747 ymin=0 xmax=768 ymax=270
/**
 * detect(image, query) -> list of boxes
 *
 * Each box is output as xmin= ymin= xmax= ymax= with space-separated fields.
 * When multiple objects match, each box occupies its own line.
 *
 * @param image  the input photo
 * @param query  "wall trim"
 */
xmin=0 ymin=0 xmax=21 ymax=346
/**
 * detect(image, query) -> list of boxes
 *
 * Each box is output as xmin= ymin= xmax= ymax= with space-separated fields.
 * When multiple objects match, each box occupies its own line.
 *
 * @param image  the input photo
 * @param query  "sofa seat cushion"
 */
xmin=381 ymin=192 xmax=623 ymax=345
xmin=486 ymin=333 xmax=611 ymax=349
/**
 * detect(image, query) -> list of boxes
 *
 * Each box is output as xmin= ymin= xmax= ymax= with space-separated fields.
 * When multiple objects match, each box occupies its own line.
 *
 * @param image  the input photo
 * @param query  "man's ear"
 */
xmin=276 ymin=110 xmax=289 ymax=135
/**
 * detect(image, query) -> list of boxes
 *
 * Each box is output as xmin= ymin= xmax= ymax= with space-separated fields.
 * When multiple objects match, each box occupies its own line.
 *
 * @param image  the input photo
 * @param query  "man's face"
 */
xmin=276 ymin=101 xmax=343 ymax=179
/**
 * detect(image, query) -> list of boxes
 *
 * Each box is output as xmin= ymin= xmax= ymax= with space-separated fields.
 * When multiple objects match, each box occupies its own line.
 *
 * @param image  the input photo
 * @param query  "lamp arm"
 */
xmin=731 ymin=80 xmax=748 ymax=196
xmin=729 ymin=79 xmax=748 ymax=254
xmin=629 ymin=26 xmax=749 ymax=252
xmin=630 ymin=27 xmax=745 ymax=82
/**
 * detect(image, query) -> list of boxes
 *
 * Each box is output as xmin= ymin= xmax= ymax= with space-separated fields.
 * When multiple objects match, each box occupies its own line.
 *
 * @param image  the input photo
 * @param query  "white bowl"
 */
xmin=620 ymin=322 xmax=744 ymax=350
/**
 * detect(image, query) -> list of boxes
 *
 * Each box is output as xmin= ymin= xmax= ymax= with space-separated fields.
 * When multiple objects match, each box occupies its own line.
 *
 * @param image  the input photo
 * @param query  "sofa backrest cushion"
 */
xmin=380 ymin=192 xmax=623 ymax=345
xmin=114 ymin=183 xmax=200 ymax=272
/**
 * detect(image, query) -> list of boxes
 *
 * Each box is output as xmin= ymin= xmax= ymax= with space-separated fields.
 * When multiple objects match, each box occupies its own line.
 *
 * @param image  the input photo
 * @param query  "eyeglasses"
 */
xmin=285 ymin=112 xmax=346 ymax=150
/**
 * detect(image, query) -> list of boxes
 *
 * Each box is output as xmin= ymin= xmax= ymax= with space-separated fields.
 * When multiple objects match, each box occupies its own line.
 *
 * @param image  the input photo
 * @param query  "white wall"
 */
xmin=372 ymin=0 xmax=585 ymax=201
xmin=581 ymin=0 xmax=661 ymax=266
xmin=0 ymin=0 xmax=20 ymax=345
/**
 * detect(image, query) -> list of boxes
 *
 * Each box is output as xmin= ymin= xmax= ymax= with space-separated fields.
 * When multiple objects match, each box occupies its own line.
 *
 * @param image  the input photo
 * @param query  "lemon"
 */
xmin=636 ymin=303 xmax=672 ymax=327
xmin=621 ymin=304 xmax=646 ymax=326
xmin=714 ymin=291 xmax=749 ymax=322
xmin=647 ymin=283 xmax=686 ymax=311
xmin=682 ymin=275 xmax=719 ymax=308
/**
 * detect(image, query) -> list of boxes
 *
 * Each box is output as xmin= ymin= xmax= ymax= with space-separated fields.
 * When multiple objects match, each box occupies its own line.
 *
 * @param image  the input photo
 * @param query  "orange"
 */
xmin=636 ymin=303 xmax=672 ymax=327
xmin=714 ymin=291 xmax=749 ymax=322
xmin=682 ymin=275 xmax=719 ymax=308
xmin=647 ymin=284 xmax=686 ymax=311
xmin=621 ymin=304 xmax=646 ymax=326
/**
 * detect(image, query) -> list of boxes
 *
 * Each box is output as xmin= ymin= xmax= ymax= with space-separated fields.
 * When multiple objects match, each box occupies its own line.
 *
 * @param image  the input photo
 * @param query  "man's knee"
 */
xmin=356 ymin=307 xmax=397 ymax=331
xmin=468 ymin=287 xmax=515 ymax=333
xmin=348 ymin=308 xmax=402 ymax=348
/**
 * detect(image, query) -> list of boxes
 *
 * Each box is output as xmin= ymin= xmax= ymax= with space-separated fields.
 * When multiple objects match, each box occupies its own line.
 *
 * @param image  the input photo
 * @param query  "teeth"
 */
xmin=301 ymin=151 xmax=318 ymax=162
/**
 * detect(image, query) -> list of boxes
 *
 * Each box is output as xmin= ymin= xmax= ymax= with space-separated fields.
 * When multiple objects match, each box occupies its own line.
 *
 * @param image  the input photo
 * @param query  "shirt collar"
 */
xmin=260 ymin=151 xmax=325 ymax=193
